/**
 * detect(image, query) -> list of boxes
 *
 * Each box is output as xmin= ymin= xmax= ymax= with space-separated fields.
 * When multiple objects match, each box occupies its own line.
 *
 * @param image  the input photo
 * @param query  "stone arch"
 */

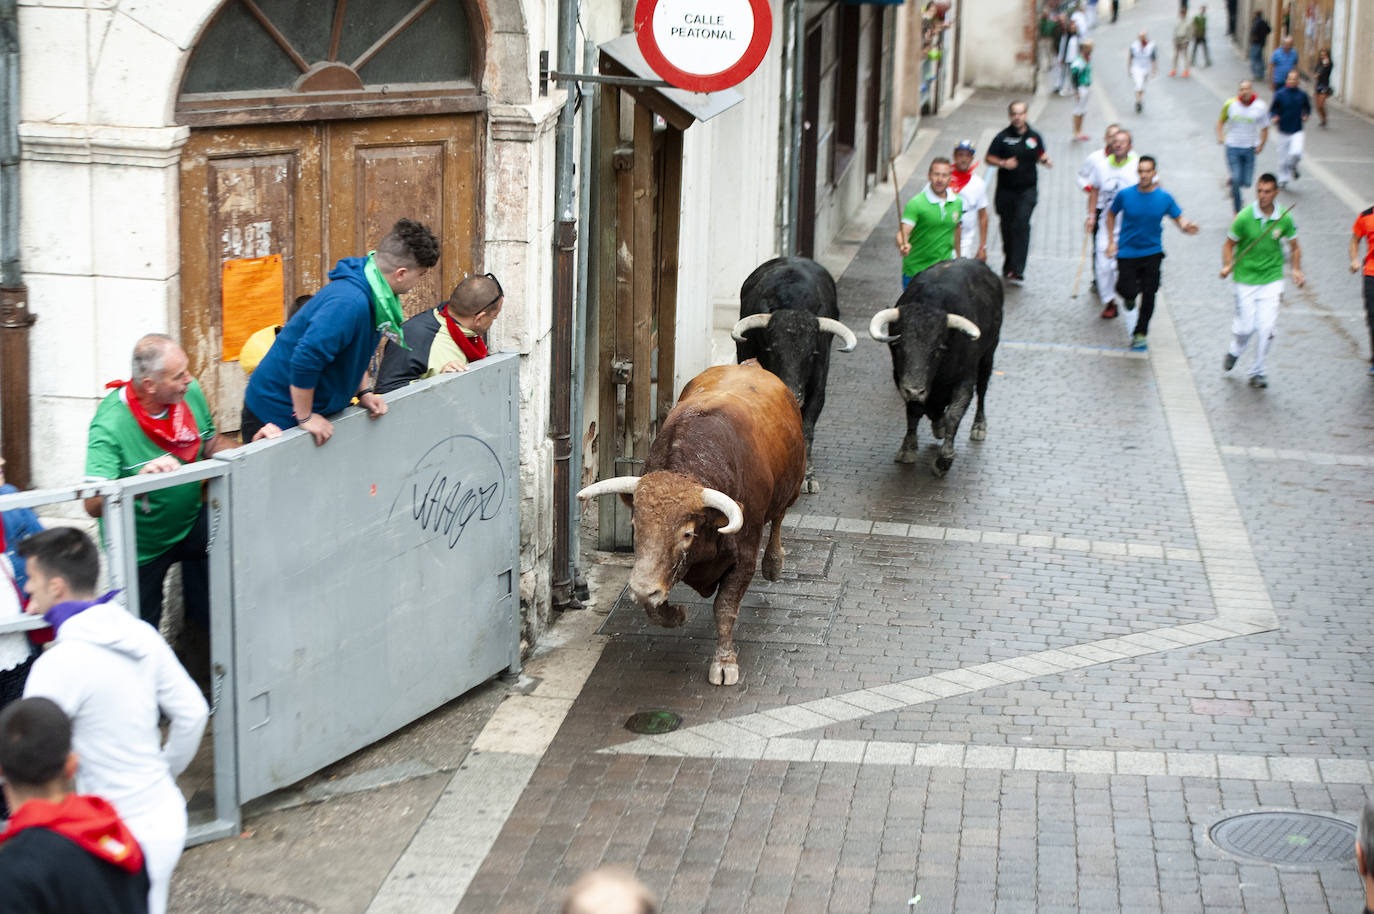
xmin=82 ymin=0 xmax=527 ymax=130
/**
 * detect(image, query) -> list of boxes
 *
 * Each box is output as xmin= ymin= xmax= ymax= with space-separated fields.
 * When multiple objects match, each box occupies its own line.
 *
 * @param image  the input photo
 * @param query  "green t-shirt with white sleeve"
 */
xmin=85 ymin=379 xmax=216 ymax=565
xmin=901 ymin=186 xmax=963 ymax=278
xmin=1227 ymin=203 xmax=1296 ymax=286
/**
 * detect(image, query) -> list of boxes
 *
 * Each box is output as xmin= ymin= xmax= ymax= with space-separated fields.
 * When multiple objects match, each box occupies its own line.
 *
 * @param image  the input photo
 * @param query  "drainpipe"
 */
xmin=566 ymin=38 xmax=596 ymax=605
xmin=785 ymin=0 xmax=804 ymax=256
xmin=0 ymin=0 xmax=35 ymax=490
xmin=550 ymin=0 xmax=580 ymax=611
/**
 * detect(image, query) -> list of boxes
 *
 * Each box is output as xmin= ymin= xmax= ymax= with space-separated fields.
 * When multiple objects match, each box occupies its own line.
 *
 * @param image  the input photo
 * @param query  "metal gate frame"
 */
xmin=0 ymin=354 xmax=522 ymax=845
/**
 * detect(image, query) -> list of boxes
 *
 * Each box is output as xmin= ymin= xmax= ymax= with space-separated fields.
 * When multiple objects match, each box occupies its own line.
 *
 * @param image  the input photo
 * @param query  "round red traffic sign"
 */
xmin=634 ymin=0 xmax=773 ymax=93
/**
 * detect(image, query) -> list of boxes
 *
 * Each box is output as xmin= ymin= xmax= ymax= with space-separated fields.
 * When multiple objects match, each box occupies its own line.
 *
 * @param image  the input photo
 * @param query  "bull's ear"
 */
xmin=618 ymin=492 xmax=634 ymax=509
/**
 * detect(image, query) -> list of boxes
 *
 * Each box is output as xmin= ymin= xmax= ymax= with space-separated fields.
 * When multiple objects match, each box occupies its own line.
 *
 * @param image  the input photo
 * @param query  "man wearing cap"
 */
xmin=896 ymin=158 xmax=963 ymax=286
xmin=950 ymin=141 xmax=989 ymax=263
xmin=375 ymin=273 xmax=504 ymax=394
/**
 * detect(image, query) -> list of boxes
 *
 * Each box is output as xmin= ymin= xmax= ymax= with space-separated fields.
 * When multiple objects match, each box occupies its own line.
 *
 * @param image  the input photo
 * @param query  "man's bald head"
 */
xmin=131 ymin=333 xmax=183 ymax=384
xmin=562 ymin=868 xmax=656 ymax=914
xmin=447 ymin=274 xmax=502 ymax=318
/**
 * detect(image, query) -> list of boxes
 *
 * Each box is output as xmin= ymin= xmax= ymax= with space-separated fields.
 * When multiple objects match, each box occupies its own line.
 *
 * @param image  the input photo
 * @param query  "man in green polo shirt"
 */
xmin=1219 ymin=173 xmax=1304 ymax=389
xmin=84 ymin=334 xmax=279 ymax=628
xmin=896 ymin=158 xmax=964 ymax=287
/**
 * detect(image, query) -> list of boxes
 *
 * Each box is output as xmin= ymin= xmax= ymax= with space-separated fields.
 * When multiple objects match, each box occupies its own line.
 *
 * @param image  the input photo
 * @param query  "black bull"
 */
xmin=732 ymin=257 xmax=857 ymax=493
xmin=868 ymin=258 xmax=1003 ymax=477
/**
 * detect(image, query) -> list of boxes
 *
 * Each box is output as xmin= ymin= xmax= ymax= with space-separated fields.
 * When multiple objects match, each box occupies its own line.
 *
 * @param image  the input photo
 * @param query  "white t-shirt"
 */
xmin=955 ymin=172 xmax=988 ymax=255
xmin=1077 ymin=148 xmax=1109 ymax=192
xmin=1222 ymin=95 xmax=1270 ymax=148
xmin=1087 ymin=152 xmax=1140 ymax=212
xmin=1130 ymin=40 xmax=1157 ymax=71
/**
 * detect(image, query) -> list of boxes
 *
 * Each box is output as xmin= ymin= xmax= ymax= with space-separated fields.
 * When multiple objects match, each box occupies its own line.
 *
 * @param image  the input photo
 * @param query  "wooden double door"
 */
xmin=180 ymin=113 xmax=484 ymax=431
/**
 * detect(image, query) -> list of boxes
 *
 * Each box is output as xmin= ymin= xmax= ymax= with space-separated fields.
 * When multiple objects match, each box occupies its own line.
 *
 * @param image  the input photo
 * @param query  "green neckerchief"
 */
xmin=364 ymin=252 xmax=408 ymax=350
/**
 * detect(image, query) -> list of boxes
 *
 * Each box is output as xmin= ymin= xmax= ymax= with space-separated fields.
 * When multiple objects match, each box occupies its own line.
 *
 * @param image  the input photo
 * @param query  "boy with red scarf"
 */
xmin=0 ymin=697 xmax=150 ymax=913
xmin=83 ymin=334 xmax=279 ymax=629
xmin=375 ymin=273 xmax=504 ymax=394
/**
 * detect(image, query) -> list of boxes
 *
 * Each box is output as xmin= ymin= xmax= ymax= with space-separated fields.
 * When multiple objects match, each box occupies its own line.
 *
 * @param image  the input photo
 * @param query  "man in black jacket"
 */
xmin=0 ymin=698 xmax=149 ymax=914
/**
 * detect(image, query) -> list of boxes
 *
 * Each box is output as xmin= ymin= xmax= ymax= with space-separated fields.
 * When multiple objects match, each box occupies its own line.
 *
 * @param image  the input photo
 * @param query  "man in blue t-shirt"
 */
xmin=1268 ymin=34 xmax=1297 ymax=90
xmin=1106 ymin=155 xmax=1200 ymax=350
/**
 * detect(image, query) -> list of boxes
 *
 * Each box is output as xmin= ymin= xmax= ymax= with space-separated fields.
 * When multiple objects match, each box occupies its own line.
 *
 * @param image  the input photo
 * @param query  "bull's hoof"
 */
xmin=894 ymin=445 xmax=919 ymax=464
xmin=932 ymin=455 xmax=953 ymax=477
xmin=761 ymin=548 xmax=785 ymax=582
xmin=708 ymin=660 xmax=740 ymax=686
xmin=644 ymin=602 xmax=687 ymax=628
xmin=801 ymin=475 xmax=820 ymax=494
xmin=970 ymin=421 xmax=987 ymax=441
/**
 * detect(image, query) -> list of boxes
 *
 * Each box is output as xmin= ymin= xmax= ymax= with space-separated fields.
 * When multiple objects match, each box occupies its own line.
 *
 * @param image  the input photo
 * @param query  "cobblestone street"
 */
xmin=176 ymin=3 xmax=1374 ymax=911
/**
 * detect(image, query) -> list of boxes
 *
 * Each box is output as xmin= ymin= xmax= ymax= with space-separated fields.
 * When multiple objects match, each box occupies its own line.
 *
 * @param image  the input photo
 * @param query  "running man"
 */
xmin=1070 ymin=39 xmax=1095 ymax=142
xmin=1269 ymin=69 xmax=1310 ymax=187
xmin=1128 ymin=31 xmax=1157 ymax=113
xmin=1106 ymin=155 xmax=1200 ymax=351
xmin=1217 ymin=80 xmax=1268 ymax=213
xmin=1220 ymin=173 xmax=1303 ymax=388
xmin=1085 ymin=129 xmax=1139 ymax=319
xmin=895 ymin=158 xmax=963 ymax=287
xmin=1350 ymin=202 xmax=1374 ymax=376
xmin=950 ymin=140 xmax=990 ymax=263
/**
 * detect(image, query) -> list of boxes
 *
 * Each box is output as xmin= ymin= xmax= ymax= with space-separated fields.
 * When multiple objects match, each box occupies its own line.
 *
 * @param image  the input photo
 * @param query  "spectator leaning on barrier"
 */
xmin=19 ymin=528 xmax=206 ymax=914
xmin=84 ymin=334 xmax=279 ymax=630
xmin=375 ymin=273 xmax=504 ymax=395
xmin=241 ymin=218 xmax=440 ymax=446
xmin=0 ymin=697 xmax=151 ymax=914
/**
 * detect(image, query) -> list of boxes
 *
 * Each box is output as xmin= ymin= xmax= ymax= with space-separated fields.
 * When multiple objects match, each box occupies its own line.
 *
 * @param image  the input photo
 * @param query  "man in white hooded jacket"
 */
xmin=19 ymin=527 xmax=207 ymax=914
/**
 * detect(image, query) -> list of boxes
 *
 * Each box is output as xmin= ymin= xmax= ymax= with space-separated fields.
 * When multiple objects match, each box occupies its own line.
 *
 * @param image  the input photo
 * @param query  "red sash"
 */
xmin=442 ymin=306 xmax=488 ymax=363
xmin=104 ymin=381 xmax=202 ymax=463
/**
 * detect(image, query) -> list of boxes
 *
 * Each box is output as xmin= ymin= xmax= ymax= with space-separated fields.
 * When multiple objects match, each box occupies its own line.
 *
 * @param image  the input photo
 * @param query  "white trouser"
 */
xmin=1096 ymin=216 xmax=1120 ymax=305
xmin=1229 ymin=280 xmax=1283 ymax=377
xmin=119 ymin=784 xmax=188 ymax=914
xmin=1131 ymin=66 xmax=1149 ymax=92
xmin=1277 ymin=130 xmax=1304 ymax=184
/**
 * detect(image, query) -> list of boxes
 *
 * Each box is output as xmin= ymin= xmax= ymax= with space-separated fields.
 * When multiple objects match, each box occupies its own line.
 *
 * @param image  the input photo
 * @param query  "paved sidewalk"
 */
xmin=174 ymin=6 xmax=1374 ymax=912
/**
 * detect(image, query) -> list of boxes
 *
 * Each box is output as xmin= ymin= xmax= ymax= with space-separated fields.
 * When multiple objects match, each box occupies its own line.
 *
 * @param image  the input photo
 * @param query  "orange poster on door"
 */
xmin=221 ymin=254 xmax=284 ymax=361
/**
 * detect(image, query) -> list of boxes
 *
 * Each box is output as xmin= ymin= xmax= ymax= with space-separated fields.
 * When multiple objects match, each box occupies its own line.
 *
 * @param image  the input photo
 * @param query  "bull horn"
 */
xmin=700 ymin=487 xmax=744 ymax=534
xmin=817 ymin=317 xmax=858 ymax=352
xmin=868 ymin=308 xmax=901 ymax=343
xmin=731 ymin=312 xmax=772 ymax=342
xmin=946 ymin=314 xmax=981 ymax=339
xmin=576 ymin=477 xmax=640 ymax=500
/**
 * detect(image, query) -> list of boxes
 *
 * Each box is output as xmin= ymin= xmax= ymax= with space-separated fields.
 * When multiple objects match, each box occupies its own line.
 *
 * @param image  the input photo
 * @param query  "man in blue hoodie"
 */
xmin=242 ymin=218 xmax=440 ymax=445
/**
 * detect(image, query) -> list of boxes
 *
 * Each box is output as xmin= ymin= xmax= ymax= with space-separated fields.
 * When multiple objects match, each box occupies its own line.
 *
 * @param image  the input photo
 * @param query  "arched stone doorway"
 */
xmin=175 ymin=0 xmax=489 ymax=430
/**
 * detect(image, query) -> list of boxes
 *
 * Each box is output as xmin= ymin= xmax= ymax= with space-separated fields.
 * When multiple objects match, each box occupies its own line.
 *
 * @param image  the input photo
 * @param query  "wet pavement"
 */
xmin=174 ymin=4 xmax=1373 ymax=912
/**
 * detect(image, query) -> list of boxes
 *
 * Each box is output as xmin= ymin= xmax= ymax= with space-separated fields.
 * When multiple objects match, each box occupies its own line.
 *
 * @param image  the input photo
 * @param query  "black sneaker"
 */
xmin=1006 ymin=272 xmax=1025 ymax=287
xmin=1122 ymin=297 xmax=1137 ymax=312
xmin=1292 ymin=164 xmax=1300 ymax=179
xmin=1223 ymin=352 xmax=1238 ymax=371
xmin=1249 ymin=374 xmax=1268 ymax=388
xmin=1135 ymin=100 xmax=1143 ymax=113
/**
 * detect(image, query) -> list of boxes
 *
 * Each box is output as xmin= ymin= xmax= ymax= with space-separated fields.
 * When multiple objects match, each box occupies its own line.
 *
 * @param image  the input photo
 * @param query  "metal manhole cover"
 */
xmin=1210 ymin=811 xmax=1356 ymax=865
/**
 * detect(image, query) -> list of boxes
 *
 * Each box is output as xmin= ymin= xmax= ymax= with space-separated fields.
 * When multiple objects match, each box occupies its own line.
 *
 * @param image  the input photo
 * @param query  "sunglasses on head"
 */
xmin=481 ymin=273 xmax=503 ymax=312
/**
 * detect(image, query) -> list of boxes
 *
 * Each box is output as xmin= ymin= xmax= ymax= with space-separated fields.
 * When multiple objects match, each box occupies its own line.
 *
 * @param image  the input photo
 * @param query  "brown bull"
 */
xmin=578 ymin=363 xmax=806 ymax=685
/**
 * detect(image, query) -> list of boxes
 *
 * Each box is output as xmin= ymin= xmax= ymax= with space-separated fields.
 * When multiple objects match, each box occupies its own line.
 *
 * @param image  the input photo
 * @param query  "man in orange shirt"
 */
xmin=1351 ymin=205 xmax=1374 ymax=377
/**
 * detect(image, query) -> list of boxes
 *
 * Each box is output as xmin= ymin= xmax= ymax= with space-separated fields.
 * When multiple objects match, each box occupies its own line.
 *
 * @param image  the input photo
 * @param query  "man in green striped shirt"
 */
xmin=896 ymin=158 xmax=964 ymax=288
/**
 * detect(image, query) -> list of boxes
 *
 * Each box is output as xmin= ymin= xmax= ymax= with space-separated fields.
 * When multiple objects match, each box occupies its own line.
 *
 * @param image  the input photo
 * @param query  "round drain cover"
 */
xmin=625 ymin=710 xmax=682 ymax=735
xmin=1210 ymin=811 xmax=1356 ymax=865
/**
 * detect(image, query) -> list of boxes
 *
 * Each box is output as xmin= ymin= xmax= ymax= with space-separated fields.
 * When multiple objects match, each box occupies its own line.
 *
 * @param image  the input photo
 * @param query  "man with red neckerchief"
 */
xmin=375 ymin=273 xmax=505 ymax=394
xmin=83 ymin=334 xmax=279 ymax=629
xmin=0 ymin=697 xmax=150 ymax=914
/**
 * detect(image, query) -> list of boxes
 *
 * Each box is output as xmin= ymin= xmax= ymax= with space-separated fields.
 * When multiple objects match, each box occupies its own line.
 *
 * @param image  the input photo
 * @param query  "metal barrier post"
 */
xmin=188 ymin=473 xmax=240 ymax=845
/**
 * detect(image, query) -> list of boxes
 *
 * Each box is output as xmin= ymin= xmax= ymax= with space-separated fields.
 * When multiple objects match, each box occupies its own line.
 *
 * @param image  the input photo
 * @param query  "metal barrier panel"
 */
xmin=219 ymin=354 xmax=522 ymax=802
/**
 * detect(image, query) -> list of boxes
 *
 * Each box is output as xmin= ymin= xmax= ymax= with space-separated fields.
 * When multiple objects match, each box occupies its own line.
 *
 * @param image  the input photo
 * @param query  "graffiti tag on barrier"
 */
xmin=388 ymin=435 xmax=508 ymax=549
